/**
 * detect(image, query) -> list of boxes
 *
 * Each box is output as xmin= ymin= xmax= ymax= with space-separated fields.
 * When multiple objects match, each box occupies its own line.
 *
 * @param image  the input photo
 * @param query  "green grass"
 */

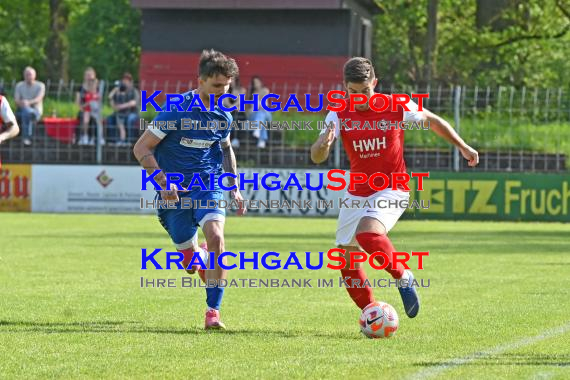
xmin=42 ymin=98 xmax=158 ymax=123
xmin=1 ymin=214 xmax=569 ymax=379
xmin=42 ymin=98 xmax=114 ymax=119
xmin=35 ymin=98 xmax=570 ymax=157
xmin=272 ymin=111 xmax=570 ymax=157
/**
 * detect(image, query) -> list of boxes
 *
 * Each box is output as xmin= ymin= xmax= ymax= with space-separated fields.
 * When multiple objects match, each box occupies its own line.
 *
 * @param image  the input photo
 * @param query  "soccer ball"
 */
xmin=359 ymin=301 xmax=399 ymax=339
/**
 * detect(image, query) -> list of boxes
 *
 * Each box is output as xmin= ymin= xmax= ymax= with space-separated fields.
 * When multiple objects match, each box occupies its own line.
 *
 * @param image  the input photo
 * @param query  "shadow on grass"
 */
xmin=0 ymin=320 xmax=360 ymax=340
xmin=416 ymin=353 xmax=570 ymax=367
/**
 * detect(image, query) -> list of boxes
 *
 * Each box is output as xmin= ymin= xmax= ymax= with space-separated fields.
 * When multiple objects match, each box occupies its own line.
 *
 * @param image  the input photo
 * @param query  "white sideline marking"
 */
xmin=409 ymin=322 xmax=570 ymax=379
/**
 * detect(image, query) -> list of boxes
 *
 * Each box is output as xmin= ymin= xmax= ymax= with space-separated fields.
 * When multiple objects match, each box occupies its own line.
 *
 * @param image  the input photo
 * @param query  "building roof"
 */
xmin=131 ymin=0 xmax=381 ymax=14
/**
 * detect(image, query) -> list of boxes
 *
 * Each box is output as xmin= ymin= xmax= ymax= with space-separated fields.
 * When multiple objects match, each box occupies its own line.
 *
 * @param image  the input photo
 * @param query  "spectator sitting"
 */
xmin=108 ymin=72 xmax=139 ymax=146
xmin=76 ymin=67 xmax=104 ymax=146
xmin=14 ymin=66 xmax=45 ymax=146
xmin=247 ymin=76 xmax=271 ymax=148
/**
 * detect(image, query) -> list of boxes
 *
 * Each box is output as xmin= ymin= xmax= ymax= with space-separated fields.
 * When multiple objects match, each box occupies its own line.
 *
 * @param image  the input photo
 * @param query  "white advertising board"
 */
xmin=32 ymin=165 xmax=156 ymax=214
xmin=30 ymin=166 xmax=346 ymax=216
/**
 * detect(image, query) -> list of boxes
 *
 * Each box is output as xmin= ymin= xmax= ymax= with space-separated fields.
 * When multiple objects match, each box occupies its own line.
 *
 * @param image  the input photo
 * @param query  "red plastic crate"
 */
xmin=43 ymin=117 xmax=78 ymax=144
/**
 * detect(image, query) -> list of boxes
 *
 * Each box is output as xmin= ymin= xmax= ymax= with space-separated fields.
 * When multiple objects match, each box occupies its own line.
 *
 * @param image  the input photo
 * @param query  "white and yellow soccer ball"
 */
xmin=359 ymin=301 xmax=399 ymax=339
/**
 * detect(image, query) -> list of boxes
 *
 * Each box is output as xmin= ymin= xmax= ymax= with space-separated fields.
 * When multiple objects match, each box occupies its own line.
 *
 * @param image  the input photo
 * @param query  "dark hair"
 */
xmin=343 ymin=57 xmax=375 ymax=83
xmin=122 ymin=72 xmax=133 ymax=81
xmin=199 ymin=49 xmax=239 ymax=79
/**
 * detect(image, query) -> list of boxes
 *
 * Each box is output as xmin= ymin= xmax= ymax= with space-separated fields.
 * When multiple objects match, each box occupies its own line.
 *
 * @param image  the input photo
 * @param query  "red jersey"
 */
xmin=323 ymin=94 xmax=424 ymax=197
xmin=83 ymin=91 xmax=100 ymax=112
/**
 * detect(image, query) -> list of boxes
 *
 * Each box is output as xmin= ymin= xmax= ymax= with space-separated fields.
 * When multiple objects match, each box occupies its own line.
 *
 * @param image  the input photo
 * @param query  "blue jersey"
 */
xmin=149 ymin=91 xmax=232 ymax=189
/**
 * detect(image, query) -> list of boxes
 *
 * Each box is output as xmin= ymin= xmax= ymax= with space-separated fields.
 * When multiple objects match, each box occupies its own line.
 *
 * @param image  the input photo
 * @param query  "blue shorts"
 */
xmin=157 ymin=189 xmax=225 ymax=249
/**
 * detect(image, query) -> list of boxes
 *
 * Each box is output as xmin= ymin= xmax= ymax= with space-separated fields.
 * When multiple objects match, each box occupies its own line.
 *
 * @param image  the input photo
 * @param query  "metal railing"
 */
xmin=0 ymin=79 xmax=568 ymax=172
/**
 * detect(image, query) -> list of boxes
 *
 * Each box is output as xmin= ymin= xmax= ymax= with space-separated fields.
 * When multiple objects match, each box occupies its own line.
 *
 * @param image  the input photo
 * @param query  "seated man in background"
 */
xmin=14 ymin=66 xmax=45 ymax=146
xmin=108 ymin=72 xmax=139 ymax=146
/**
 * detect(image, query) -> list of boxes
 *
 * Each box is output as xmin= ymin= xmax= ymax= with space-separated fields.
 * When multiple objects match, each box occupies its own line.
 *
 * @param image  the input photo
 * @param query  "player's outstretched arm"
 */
xmin=311 ymin=111 xmax=339 ymax=164
xmin=423 ymin=109 xmax=479 ymax=167
xmin=221 ymin=139 xmax=247 ymax=216
xmin=133 ymin=130 xmax=178 ymax=201
xmin=0 ymin=99 xmax=19 ymax=144
xmin=0 ymin=120 xmax=19 ymax=144
xmin=311 ymin=126 xmax=335 ymax=164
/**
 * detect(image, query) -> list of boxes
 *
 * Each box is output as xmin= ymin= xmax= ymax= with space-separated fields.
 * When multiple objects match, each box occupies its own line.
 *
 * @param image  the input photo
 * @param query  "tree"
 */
xmin=46 ymin=0 xmax=70 ymax=81
xmin=373 ymin=0 xmax=570 ymax=87
xmin=0 ymin=0 xmax=49 ymax=80
xmin=67 ymin=0 xmax=141 ymax=82
xmin=476 ymin=0 xmax=511 ymax=30
xmin=424 ymin=0 xmax=438 ymax=85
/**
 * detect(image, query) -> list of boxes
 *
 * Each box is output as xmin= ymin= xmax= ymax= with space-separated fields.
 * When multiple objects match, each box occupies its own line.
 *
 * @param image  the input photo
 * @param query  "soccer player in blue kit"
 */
xmin=133 ymin=49 xmax=246 ymax=330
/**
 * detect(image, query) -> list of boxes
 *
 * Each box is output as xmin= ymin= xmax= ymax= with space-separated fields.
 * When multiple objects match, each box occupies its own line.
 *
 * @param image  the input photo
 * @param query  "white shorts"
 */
xmin=335 ymin=189 xmax=410 ymax=247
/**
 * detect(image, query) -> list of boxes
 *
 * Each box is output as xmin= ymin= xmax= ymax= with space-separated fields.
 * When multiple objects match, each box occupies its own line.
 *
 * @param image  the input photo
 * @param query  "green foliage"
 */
xmin=0 ymin=0 xmax=50 ymax=79
xmin=34 ymin=98 xmax=570 ymax=157
xmin=1 ymin=0 xmax=567 ymax=90
xmin=0 ymin=0 xmax=140 ymax=82
xmin=67 ymin=0 xmax=141 ymax=81
xmin=43 ymin=98 xmax=114 ymax=118
xmin=271 ymin=110 xmax=570 ymax=158
xmin=374 ymin=0 xmax=570 ymax=87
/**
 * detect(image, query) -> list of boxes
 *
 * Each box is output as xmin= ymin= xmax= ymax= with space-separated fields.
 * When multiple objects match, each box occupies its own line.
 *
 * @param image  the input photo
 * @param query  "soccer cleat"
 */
xmin=205 ymin=309 xmax=226 ymax=330
xmin=397 ymin=270 xmax=420 ymax=318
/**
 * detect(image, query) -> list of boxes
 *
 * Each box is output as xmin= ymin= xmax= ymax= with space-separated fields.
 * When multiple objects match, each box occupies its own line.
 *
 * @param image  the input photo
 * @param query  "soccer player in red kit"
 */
xmin=310 ymin=57 xmax=479 ymax=318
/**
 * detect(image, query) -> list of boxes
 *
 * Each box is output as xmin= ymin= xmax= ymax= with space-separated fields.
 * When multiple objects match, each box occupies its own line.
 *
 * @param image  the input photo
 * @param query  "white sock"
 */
xmin=198 ymin=247 xmax=209 ymax=266
xmin=400 ymin=270 xmax=411 ymax=281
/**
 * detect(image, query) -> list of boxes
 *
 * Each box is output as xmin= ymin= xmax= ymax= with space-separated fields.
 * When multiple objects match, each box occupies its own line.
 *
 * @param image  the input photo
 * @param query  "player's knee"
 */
xmin=206 ymin=233 xmax=224 ymax=251
xmin=355 ymin=217 xmax=387 ymax=236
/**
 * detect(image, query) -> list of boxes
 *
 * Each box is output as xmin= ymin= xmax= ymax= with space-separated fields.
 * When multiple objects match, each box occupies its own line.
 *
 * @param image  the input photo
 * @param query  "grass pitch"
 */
xmin=1 ymin=213 xmax=569 ymax=379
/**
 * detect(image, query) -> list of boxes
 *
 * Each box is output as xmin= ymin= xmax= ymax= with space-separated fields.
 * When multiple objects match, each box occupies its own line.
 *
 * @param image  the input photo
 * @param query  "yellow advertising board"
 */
xmin=0 ymin=164 xmax=31 ymax=212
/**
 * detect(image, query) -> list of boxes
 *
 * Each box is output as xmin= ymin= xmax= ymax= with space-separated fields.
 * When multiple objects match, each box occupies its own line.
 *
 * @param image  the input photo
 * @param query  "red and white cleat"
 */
xmin=205 ymin=309 xmax=226 ymax=330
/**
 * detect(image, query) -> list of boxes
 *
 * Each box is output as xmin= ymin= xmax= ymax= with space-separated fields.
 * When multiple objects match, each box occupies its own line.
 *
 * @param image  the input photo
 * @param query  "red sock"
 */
xmin=340 ymin=268 xmax=375 ymax=310
xmin=355 ymin=232 xmax=405 ymax=279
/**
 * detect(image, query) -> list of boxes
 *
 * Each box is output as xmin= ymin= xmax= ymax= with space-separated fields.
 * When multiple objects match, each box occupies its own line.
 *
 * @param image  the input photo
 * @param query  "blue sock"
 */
xmin=206 ymin=286 xmax=225 ymax=310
